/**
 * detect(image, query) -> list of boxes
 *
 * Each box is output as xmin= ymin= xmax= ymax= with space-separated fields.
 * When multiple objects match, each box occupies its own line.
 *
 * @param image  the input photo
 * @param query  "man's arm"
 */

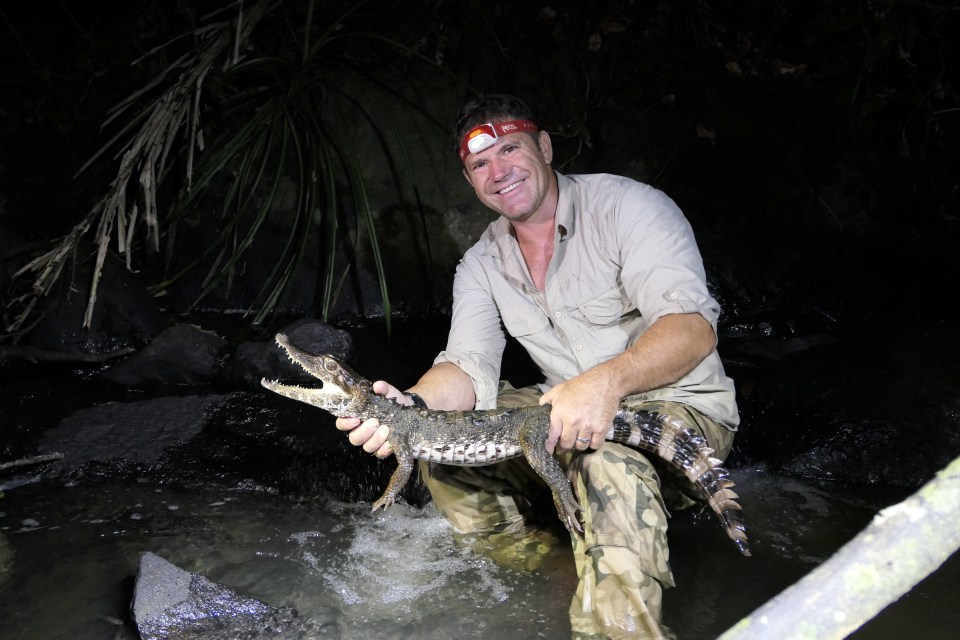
xmin=540 ymin=312 xmax=716 ymax=452
xmin=335 ymin=361 xmax=476 ymax=458
xmin=408 ymin=361 xmax=478 ymax=411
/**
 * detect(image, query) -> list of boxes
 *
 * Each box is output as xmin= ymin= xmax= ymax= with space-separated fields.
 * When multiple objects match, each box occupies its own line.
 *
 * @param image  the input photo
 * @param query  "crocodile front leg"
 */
xmin=372 ymin=436 xmax=415 ymax=511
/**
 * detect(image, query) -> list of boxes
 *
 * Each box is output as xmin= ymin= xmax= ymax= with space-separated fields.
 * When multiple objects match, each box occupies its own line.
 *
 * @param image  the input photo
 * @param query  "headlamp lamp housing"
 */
xmin=459 ymin=119 xmax=538 ymax=161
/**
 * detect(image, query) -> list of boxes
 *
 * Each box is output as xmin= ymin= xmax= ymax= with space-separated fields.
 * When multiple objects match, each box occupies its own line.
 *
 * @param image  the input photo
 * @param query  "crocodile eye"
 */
xmin=323 ymin=358 xmax=339 ymax=373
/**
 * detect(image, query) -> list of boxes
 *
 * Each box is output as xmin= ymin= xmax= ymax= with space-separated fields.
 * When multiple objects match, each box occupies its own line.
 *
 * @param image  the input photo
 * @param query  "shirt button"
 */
xmin=575 ymin=344 xmax=583 ymax=351
xmin=555 ymin=311 xmax=562 ymax=318
xmin=669 ymin=292 xmax=679 ymax=300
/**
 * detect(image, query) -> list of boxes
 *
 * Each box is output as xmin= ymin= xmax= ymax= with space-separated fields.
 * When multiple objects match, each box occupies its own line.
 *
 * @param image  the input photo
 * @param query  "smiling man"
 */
xmin=336 ymin=94 xmax=740 ymax=639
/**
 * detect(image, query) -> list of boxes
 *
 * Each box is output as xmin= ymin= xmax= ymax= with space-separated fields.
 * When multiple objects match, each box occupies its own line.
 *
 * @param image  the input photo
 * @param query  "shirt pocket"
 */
xmin=576 ymin=285 xmax=631 ymax=326
xmin=501 ymin=308 xmax=551 ymax=338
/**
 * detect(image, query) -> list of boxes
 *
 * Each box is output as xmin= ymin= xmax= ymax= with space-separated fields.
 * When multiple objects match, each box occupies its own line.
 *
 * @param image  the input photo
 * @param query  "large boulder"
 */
xmin=99 ymin=323 xmax=228 ymax=387
xmin=222 ymin=318 xmax=352 ymax=388
xmin=132 ymin=552 xmax=337 ymax=639
xmin=25 ymin=252 xmax=167 ymax=354
xmin=0 ymin=532 xmax=11 ymax=590
xmin=38 ymin=395 xmax=227 ymax=472
xmin=735 ymin=324 xmax=960 ymax=487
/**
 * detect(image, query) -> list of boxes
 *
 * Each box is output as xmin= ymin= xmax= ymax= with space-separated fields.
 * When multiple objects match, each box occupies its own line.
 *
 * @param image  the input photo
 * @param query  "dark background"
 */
xmin=1 ymin=4 xmax=959 ymax=638
xmin=2 ymin=0 xmax=957 ymax=340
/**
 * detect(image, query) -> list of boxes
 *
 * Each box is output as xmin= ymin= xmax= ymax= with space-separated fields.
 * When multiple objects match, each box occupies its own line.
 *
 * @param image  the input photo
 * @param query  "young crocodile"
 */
xmin=262 ymin=332 xmax=751 ymax=556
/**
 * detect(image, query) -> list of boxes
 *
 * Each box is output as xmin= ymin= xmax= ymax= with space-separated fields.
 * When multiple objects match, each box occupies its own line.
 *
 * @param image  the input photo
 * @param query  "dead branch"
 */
xmin=0 ymin=453 xmax=64 ymax=473
xmin=718 ymin=455 xmax=960 ymax=640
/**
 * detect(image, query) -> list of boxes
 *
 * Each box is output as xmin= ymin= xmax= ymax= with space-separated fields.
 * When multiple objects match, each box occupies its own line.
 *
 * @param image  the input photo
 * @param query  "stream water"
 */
xmin=0 ymin=479 xmax=573 ymax=639
xmin=1 ymin=319 xmax=958 ymax=639
xmin=1 ymin=466 xmax=957 ymax=639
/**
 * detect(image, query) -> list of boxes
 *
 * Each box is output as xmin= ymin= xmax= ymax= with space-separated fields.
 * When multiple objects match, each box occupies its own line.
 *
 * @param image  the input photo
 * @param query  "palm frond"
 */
xmin=7 ymin=0 xmax=459 ymax=336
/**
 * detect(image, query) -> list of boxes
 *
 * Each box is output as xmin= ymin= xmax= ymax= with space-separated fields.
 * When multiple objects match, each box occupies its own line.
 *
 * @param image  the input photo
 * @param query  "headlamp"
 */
xmin=459 ymin=119 xmax=538 ymax=161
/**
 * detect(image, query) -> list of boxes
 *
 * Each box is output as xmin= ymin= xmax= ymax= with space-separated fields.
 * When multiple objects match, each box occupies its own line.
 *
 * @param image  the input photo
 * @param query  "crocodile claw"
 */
xmin=553 ymin=493 xmax=584 ymax=539
xmin=371 ymin=494 xmax=395 ymax=512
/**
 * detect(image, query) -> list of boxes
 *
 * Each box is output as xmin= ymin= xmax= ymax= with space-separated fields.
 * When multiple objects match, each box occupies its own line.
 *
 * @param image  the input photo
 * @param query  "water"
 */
xmin=1 ymin=468 xmax=957 ymax=639
xmin=2 ymin=318 xmax=958 ymax=638
xmin=0 ymin=480 xmax=575 ymax=639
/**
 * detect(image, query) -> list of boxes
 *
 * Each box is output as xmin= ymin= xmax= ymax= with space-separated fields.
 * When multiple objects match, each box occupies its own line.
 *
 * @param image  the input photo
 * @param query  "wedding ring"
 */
xmin=576 ymin=437 xmax=591 ymax=444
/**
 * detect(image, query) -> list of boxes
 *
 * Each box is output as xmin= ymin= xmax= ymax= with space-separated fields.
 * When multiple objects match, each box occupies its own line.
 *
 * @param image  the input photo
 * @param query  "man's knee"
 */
xmin=420 ymin=454 xmax=553 ymax=534
xmin=495 ymin=381 xmax=543 ymax=408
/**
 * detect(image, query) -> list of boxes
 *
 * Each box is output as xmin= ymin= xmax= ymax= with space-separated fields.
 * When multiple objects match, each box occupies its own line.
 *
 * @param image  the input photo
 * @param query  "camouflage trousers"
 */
xmin=420 ymin=383 xmax=735 ymax=640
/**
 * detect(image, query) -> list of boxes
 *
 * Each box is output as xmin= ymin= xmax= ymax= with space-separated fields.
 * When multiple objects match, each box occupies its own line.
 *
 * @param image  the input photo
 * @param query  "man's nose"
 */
xmin=489 ymin=156 xmax=510 ymax=181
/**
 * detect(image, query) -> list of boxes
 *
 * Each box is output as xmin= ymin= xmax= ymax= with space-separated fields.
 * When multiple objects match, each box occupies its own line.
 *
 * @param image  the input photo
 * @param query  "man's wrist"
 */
xmin=406 ymin=392 xmax=428 ymax=409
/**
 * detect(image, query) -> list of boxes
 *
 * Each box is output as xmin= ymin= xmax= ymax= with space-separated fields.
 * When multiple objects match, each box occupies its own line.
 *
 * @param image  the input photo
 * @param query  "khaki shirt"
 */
xmin=435 ymin=172 xmax=739 ymax=429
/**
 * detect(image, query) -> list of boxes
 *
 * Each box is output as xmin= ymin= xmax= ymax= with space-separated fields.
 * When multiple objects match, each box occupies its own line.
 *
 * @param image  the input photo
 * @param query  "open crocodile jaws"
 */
xmin=261 ymin=332 xmax=751 ymax=556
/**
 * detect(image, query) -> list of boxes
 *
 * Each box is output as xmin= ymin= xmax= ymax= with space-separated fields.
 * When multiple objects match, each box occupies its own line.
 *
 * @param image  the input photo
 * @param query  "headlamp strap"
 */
xmin=459 ymin=119 xmax=538 ymax=160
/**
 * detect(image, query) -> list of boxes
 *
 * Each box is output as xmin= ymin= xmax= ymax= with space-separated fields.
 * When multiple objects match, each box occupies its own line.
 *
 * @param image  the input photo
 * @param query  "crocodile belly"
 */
xmin=411 ymin=440 xmax=521 ymax=465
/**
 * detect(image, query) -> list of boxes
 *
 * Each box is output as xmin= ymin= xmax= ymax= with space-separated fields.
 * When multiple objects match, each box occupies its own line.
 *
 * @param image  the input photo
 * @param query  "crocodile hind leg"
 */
xmin=518 ymin=421 xmax=584 ymax=536
xmin=372 ymin=439 xmax=415 ymax=511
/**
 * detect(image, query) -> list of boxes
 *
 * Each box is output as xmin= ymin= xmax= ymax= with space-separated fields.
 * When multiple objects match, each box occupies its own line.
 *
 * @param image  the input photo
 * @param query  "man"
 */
xmin=336 ymin=94 xmax=738 ymax=639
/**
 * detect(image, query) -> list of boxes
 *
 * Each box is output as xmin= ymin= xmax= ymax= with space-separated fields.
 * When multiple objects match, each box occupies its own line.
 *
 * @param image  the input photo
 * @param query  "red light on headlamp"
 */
xmin=459 ymin=119 xmax=538 ymax=161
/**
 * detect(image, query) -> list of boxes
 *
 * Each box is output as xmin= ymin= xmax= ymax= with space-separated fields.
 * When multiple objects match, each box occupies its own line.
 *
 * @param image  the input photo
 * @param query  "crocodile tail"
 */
xmin=608 ymin=409 xmax=752 ymax=556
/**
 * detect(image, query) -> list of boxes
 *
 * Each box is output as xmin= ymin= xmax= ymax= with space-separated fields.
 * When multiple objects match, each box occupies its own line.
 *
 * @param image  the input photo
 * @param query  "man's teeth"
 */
xmin=498 ymin=181 xmax=522 ymax=195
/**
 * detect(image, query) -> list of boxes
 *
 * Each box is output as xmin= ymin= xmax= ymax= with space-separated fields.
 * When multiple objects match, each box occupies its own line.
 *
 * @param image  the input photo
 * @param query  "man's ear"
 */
xmin=538 ymin=130 xmax=553 ymax=165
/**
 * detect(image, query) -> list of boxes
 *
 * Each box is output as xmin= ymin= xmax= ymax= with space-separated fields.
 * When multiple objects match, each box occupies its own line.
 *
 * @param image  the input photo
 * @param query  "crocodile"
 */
xmin=262 ymin=332 xmax=751 ymax=556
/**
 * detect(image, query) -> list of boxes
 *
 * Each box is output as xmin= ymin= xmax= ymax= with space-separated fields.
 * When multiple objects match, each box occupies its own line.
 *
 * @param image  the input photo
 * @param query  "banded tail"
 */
xmin=610 ymin=409 xmax=751 ymax=556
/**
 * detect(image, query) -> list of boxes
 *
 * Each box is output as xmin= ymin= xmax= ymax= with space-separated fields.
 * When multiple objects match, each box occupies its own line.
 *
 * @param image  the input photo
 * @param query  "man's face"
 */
xmin=461 ymin=129 xmax=555 ymax=224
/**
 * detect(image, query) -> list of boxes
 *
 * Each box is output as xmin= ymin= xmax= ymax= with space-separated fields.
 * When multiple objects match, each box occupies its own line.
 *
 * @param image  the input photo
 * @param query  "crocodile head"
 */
xmin=260 ymin=332 xmax=369 ymax=415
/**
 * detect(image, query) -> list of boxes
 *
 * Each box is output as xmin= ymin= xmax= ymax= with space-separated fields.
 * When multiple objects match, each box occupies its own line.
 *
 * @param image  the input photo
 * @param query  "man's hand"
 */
xmin=335 ymin=361 xmax=476 ymax=458
xmin=334 ymin=380 xmax=410 ymax=458
xmin=540 ymin=367 xmax=620 ymax=453
xmin=540 ymin=313 xmax=716 ymax=454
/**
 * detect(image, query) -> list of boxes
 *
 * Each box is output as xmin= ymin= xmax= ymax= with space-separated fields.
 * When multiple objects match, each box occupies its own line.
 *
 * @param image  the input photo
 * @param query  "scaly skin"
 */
xmin=262 ymin=332 xmax=751 ymax=556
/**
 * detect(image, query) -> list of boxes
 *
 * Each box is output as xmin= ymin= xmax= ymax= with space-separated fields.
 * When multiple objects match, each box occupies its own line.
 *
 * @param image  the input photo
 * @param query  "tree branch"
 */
xmin=719 ymin=455 xmax=960 ymax=640
xmin=0 ymin=453 xmax=64 ymax=473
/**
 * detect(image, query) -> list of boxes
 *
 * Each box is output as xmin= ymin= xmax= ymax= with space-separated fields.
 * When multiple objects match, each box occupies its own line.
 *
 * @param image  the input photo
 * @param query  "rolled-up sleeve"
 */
xmin=433 ymin=251 xmax=506 ymax=409
xmin=615 ymin=184 xmax=721 ymax=332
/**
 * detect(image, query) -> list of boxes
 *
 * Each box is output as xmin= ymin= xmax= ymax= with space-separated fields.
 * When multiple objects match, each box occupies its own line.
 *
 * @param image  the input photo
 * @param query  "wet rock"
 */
xmin=100 ymin=323 xmax=228 ymax=386
xmin=38 ymin=395 xmax=227 ymax=471
xmin=24 ymin=253 xmax=167 ymax=354
xmin=222 ymin=319 xmax=352 ymax=388
xmin=0 ymin=532 xmax=12 ymax=589
xmin=132 ymin=552 xmax=338 ymax=640
xmin=737 ymin=324 xmax=960 ymax=487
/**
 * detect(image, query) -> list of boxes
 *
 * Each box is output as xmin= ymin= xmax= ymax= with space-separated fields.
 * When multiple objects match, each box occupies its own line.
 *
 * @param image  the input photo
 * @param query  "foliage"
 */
xmin=1 ymin=0 xmax=957 ymax=339
xmin=4 ymin=0 xmax=457 ymax=334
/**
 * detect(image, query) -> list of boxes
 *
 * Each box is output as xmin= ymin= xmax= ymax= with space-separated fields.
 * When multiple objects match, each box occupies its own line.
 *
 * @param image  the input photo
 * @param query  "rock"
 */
xmin=0 ymin=532 xmax=12 ymax=589
xmin=222 ymin=319 xmax=352 ymax=388
xmin=737 ymin=324 xmax=960 ymax=487
xmin=132 ymin=552 xmax=338 ymax=639
xmin=132 ymin=552 xmax=193 ymax=626
xmin=100 ymin=323 xmax=228 ymax=386
xmin=38 ymin=395 xmax=227 ymax=471
xmin=25 ymin=252 xmax=167 ymax=354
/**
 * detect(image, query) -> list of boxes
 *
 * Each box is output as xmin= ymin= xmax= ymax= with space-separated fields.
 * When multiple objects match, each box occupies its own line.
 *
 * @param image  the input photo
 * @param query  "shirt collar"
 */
xmin=554 ymin=172 xmax=575 ymax=242
xmin=489 ymin=171 xmax=574 ymax=249
xmin=486 ymin=171 xmax=575 ymax=288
